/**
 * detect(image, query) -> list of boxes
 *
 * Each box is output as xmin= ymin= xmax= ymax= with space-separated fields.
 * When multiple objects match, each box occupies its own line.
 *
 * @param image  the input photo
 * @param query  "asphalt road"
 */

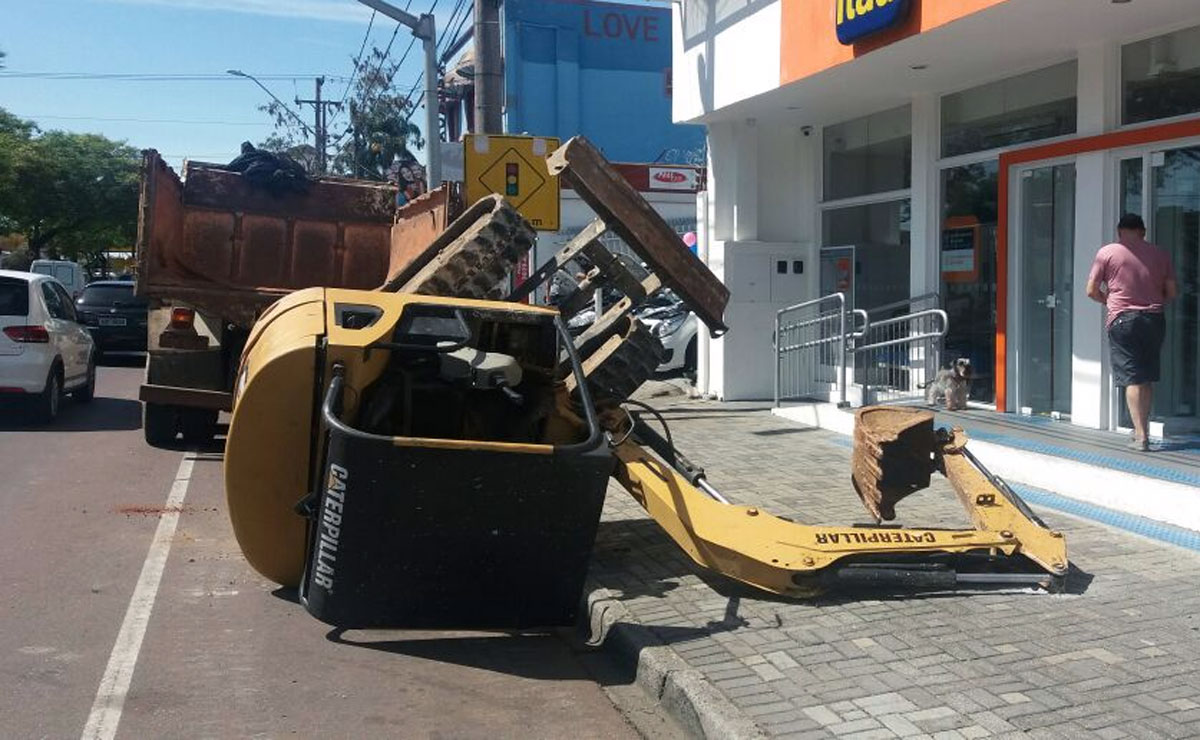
xmin=0 ymin=361 xmax=677 ymax=739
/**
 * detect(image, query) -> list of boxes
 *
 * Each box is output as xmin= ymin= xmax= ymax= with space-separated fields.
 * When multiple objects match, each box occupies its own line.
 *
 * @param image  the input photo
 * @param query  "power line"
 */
xmin=384 ymin=0 xmax=441 ymax=98
xmin=437 ymin=0 xmax=468 ymax=56
xmin=387 ymin=0 xmax=441 ymax=102
xmin=329 ymin=8 xmax=403 ymax=139
xmin=330 ymin=0 xmax=419 ymax=149
xmin=15 ymin=113 xmax=273 ymax=126
xmin=334 ymin=9 xmax=377 ymax=116
xmin=159 ymin=153 xmax=241 ymax=160
xmin=441 ymin=4 xmax=473 ymax=65
xmin=400 ymin=77 xmax=426 ymax=125
xmin=0 ymin=71 xmax=352 ymax=82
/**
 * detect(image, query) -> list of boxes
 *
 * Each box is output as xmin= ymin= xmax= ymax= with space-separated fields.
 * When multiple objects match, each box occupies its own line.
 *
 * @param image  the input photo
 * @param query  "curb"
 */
xmin=581 ymin=584 xmax=767 ymax=740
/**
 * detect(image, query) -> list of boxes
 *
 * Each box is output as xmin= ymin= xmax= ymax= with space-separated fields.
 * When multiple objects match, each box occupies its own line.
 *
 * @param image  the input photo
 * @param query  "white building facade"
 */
xmin=676 ymin=0 xmax=1200 ymax=435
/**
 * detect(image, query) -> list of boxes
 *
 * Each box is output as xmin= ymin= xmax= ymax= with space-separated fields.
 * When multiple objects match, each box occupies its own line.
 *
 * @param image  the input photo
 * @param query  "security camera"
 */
xmin=801 ymin=126 xmax=813 ymax=136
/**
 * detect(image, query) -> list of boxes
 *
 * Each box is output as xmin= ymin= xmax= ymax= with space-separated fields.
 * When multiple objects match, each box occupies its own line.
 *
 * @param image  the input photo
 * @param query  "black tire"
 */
xmin=73 ymin=357 xmax=96 ymax=403
xmin=684 ymin=337 xmax=698 ymax=374
xmin=143 ymin=402 xmax=178 ymax=447
xmin=180 ymin=408 xmax=218 ymax=446
xmin=33 ymin=368 xmax=62 ymax=424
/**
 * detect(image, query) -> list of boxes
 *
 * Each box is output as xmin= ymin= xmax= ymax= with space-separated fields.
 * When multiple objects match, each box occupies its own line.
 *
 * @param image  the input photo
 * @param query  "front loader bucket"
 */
xmin=852 ymin=407 xmax=935 ymax=521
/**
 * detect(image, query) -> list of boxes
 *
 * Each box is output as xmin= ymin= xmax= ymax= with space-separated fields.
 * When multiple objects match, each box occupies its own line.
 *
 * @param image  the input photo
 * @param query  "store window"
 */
xmin=821 ymin=199 xmax=911 ymax=312
xmin=1122 ymin=25 xmax=1200 ymax=125
xmin=941 ymin=62 xmax=1077 ymax=158
xmin=823 ymin=106 xmax=912 ymax=201
xmin=940 ymin=161 xmax=998 ymax=403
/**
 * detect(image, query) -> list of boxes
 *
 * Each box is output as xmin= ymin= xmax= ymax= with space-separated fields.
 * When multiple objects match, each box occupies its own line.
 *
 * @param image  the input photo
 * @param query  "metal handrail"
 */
xmin=775 ymin=290 xmax=949 ymax=409
xmin=866 ymin=291 xmax=940 ymax=318
xmin=777 ymin=292 xmax=847 ymax=316
xmin=850 ymin=308 xmax=870 ymax=339
xmin=852 ymin=309 xmax=948 ymax=353
xmin=774 ymin=292 xmax=864 ymax=408
xmin=852 ymin=308 xmax=948 ymax=406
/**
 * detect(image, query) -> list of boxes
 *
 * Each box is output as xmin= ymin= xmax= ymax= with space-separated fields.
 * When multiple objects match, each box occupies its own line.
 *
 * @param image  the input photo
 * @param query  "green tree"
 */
xmin=0 ymin=109 xmax=38 ymax=239
xmin=0 ymin=107 xmax=140 ymax=261
xmin=259 ymin=47 xmax=424 ymax=180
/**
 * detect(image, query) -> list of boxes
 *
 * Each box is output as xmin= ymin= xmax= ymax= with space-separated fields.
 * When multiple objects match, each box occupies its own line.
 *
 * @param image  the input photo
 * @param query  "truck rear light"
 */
xmin=170 ymin=307 xmax=195 ymax=330
xmin=3 ymin=325 xmax=50 ymax=343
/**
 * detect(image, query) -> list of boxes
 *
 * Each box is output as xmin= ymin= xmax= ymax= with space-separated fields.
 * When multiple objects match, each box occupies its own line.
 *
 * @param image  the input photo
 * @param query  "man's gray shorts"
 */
xmin=1108 ymin=310 xmax=1165 ymax=386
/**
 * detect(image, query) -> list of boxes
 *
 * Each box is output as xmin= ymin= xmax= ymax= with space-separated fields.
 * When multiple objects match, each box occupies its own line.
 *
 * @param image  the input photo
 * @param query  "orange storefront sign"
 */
xmin=780 ymin=0 xmax=1011 ymax=86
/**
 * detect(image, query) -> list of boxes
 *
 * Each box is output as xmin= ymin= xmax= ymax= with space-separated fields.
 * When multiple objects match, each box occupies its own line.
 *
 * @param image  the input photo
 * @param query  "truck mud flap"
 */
xmin=299 ymin=374 xmax=613 ymax=629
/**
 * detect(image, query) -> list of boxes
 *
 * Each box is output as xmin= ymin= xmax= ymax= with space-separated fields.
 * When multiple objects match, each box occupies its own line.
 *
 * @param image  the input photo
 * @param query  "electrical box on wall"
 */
xmin=770 ymin=255 xmax=806 ymax=304
xmin=720 ymin=243 xmax=812 ymax=305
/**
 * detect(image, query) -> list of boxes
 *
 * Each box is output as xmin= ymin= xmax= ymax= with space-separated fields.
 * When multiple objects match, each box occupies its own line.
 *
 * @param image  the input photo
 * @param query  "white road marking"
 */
xmin=81 ymin=454 xmax=195 ymax=740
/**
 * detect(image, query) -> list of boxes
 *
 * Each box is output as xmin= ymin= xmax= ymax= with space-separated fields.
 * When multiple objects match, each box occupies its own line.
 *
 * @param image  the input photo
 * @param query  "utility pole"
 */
xmin=356 ymin=0 xmax=442 ymax=189
xmin=473 ymin=0 xmax=502 ymax=134
xmin=296 ymin=76 xmax=340 ymax=175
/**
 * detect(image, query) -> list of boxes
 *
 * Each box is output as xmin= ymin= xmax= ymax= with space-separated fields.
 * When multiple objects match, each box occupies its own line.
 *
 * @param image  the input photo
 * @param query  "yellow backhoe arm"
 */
xmin=610 ymin=409 xmax=1067 ymax=597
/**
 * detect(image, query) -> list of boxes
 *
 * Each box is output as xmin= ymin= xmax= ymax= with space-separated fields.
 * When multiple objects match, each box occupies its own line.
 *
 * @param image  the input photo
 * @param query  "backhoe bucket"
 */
xmin=852 ymin=407 xmax=935 ymax=521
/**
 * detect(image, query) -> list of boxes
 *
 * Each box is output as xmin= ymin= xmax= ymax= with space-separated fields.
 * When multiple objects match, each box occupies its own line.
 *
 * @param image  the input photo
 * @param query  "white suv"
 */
xmin=0 ymin=269 xmax=96 ymax=422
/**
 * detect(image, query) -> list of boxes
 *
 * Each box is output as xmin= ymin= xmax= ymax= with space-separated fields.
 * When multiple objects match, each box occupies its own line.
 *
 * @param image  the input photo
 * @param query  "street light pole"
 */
xmin=355 ymin=0 xmax=441 ymax=190
xmin=226 ymin=69 xmax=314 ymax=138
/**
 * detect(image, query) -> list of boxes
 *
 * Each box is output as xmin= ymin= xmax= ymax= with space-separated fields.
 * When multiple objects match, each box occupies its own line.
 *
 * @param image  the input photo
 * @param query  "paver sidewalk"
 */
xmin=587 ymin=398 xmax=1200 ymax=739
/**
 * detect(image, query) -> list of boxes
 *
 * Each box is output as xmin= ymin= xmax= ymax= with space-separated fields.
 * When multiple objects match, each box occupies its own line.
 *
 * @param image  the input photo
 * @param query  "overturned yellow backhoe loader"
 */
xmin=223 ymin=137 xmax=1067 ymax=629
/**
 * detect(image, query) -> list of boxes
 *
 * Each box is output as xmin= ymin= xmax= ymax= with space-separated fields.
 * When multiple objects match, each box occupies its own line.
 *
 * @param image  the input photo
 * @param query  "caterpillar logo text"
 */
xmin=835 ymin=0 xmax=911 ymax=45
xmin=312 ymin=464 xmax=348 ymax=592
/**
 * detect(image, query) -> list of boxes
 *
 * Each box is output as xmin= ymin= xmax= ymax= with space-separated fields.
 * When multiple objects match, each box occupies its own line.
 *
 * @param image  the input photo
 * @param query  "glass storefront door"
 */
xmin=1117 ymin=147 xmax=1199 ymax=433
xmin=1016 ymin=163 xmax=1076 ymax=416
xmin=941 ymin=162 xmax=999 ymax=404
xmin=1152 ymin=148 xmax=1200 ymax=430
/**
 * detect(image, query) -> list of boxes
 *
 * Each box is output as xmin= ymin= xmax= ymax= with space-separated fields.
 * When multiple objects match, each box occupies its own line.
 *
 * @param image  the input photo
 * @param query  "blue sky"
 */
xmin=0 ymin=0 xmax=455 ymax=170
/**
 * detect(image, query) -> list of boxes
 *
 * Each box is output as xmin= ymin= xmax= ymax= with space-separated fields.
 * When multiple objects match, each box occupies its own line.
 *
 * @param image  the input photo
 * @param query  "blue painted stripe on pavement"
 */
xmin=958 ymin=428 xmax=1200 ymax=487
xmin=1010 ymin=482 xmax=1200 ymax=554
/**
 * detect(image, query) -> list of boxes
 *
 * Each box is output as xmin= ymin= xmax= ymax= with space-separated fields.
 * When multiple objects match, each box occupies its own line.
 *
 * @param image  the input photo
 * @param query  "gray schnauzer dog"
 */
xmin=925 ymin=358 xmax=972 ymax=410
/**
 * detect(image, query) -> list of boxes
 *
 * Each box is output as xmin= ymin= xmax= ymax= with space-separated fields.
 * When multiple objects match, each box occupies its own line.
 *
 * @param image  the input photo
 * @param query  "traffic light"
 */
xmin=505 ymin=163 xmax=519 ymax=197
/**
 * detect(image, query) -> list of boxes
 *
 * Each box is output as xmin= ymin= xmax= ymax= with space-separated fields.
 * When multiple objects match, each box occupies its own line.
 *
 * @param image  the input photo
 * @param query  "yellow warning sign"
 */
xmin=464 ymin=134 xmax=560 ymax=231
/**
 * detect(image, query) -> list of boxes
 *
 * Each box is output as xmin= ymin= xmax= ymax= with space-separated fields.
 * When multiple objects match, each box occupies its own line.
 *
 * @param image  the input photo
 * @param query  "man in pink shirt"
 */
xmin=1085 ymin=214 xmax=1178 ymax=450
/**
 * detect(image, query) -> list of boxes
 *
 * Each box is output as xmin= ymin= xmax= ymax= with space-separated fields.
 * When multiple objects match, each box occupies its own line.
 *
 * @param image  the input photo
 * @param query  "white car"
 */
xmin=638 ymin=300 xmax=699 ymax=375
xmin=30 ymin=259 xmax=87 ymax=299
xmin=0 ymin=270 xmax=96 ymax=422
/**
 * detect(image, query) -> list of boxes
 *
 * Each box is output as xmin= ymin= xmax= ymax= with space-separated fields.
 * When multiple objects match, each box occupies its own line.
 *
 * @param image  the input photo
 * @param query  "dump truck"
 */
xmin=222 ymin=137 xmax=1068 ymax=629
xmin=133 ymin=150 xmax=454 ymax=446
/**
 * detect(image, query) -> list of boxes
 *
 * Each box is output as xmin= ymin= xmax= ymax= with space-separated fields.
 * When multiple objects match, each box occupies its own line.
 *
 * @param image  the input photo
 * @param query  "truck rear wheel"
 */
xmin=180 ymin=408 xmax=218 ymax=446
xmin=143 ymin=402 xmax=177 ymax=447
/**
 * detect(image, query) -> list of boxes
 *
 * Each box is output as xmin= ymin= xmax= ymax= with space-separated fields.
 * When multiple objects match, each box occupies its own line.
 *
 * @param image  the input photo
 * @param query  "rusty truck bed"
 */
xmin=135 ymin=150 xmax=411 ymax=327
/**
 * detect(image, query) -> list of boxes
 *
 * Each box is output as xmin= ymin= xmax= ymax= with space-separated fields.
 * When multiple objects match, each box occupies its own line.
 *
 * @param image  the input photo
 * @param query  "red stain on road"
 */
xmin=114 ymin=504 xmax=195 ymax=517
